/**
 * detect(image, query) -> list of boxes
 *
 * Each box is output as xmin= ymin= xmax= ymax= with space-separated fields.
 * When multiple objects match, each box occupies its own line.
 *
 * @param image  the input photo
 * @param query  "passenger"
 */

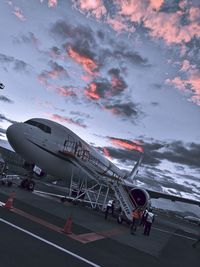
xmin=143 ymin=208 xmax=155 ymax=236
xmin=104 ymin=199 xmax=115 ymax=220
xmin=130 ymin=208 xmax=141 ymax=234
xmin=140 ymin=208 xmax=148 ymax=226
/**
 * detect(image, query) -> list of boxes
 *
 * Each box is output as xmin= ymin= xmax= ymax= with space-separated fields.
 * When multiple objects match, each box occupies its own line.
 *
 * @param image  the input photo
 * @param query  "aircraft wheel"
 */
xmin=28 ymin=180 xmax=35 ymax=191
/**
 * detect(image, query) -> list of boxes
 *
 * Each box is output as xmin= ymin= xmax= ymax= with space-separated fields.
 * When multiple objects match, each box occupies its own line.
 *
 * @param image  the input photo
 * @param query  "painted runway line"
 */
xmin=0 ymin=218 xmax=101 ymax=267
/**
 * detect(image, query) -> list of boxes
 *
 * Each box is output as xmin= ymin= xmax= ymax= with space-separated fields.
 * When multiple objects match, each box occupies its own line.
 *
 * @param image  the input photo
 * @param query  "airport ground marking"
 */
xmin=0 ymin=199 xmax=197 ymax=242
xmin=0 ymin=218 xmax=101 ymax=267
xmin=153 ymin=226 xmax=196 ymax=241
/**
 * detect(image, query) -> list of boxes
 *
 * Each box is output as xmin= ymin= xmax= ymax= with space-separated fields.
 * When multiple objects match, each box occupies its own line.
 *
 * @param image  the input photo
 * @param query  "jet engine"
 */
xmin=129 ymin=187 xmax=150 ymax=209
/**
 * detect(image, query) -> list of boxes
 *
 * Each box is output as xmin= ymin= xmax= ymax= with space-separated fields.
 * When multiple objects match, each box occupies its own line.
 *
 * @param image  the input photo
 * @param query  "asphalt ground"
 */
xmin=0 ymin=182 xmax=200 ymax=267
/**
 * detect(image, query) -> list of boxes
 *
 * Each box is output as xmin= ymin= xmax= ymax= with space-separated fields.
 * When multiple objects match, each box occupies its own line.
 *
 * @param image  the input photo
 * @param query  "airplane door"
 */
xmin=63 ymin=134 xmax=76 ymax=154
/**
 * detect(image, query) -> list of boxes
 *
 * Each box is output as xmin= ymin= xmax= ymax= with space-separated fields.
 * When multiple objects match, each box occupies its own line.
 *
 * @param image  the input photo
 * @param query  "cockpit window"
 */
xmin=25 ymin=120 xmax=51 ymax=134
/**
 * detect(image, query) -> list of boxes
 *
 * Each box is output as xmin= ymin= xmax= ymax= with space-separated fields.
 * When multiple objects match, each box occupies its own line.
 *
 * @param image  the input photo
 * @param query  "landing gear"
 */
xmin=20 ymin=178 xmax=35 ymax=191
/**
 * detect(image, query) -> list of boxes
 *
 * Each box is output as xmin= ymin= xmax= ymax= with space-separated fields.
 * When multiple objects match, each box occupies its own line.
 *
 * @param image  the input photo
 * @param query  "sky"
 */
xmin=0 ymin=0 xmax=200 ymax=203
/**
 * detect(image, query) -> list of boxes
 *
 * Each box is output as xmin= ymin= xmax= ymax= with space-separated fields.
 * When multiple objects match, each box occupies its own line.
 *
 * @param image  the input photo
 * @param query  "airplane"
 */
xmin=6 ymin=118 xmax=200 ymax=221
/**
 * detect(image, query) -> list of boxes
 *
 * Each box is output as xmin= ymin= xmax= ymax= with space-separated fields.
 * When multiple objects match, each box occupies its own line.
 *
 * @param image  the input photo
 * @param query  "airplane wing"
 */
xmin=146 ymin=188 xmax=200 ymax=207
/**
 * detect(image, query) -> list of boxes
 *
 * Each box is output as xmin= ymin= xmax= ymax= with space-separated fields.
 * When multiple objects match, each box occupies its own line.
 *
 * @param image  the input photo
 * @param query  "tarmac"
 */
xmin=0 ymin=180 xmax=199 ymax=267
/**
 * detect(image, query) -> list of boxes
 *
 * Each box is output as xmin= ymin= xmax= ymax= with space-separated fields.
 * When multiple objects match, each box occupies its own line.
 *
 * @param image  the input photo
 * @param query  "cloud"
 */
xmin=13 ymin=7 xmax=26 ymax=21
xmin=0 ymin=53 xmax=29 ymax=73
xmin=102 ymin=139 xmax=200 ymax=170
xmin=158 ymin=141 xmax=200 ymax=169
xmin=166 ymin=72 xmax=200 ymax=106
xmin=84 ymin=71 xmax=127 ymax=100
xmin=0 ymin=127 xmax=6 ymax=134
xmin=50 ymin=114 xmax=87 ymax=128
xmin=68 ymin=46 xmax=98 ymax=76
xmin=0 ymin=95 xmax=14 ymax=104
xmin=104 ymin=101 xmax=140 ymax=119
xmin=108 ymin=136 xmax=144 ymax=153
xmin=40 ymin=0 xmax=58 ymax=8
xmin=56 ymin=86 xmax=77 ymax=97
xmin=13 ymin=32 xmax=39 ymax=48
xmin=7 ymin=1 xmax=26 ymax=21
xmin=73 ymin=0 xmax=107 ymax=20
xmin=0 ymin=114 xmax=17 ymax=124
xmin=38 ymin=60 xmax=68 ymax=85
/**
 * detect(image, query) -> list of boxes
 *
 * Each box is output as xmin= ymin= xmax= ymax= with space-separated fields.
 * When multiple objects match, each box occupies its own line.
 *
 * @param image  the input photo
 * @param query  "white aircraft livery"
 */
xmin=6 ymin=118 xmax=200 ymax=220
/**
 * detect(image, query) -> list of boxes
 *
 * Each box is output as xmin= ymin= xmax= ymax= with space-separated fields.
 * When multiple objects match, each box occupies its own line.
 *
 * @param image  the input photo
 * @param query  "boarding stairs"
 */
xmin=111 ymin=181 xmax=136 ymax=221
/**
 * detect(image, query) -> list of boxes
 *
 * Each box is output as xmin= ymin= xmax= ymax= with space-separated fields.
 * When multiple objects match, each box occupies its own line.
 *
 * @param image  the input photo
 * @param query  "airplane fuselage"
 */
xmin=6 ymin=118 xmax=125 ymax=182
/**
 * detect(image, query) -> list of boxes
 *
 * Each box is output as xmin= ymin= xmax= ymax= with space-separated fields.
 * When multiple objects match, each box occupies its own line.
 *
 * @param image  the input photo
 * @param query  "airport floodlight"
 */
xmin=0 ymin=83 xmax=5 ymax=89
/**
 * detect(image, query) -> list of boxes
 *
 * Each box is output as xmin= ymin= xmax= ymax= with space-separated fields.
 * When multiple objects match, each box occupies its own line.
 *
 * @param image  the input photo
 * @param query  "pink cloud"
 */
xmin=13 ymin=7 xmax=26 ymax=21
xmin=85 ymin=82 xmax=100 ymax=100
xmin=106 ymin=17 xmax=134 ymax=32
xmin=180 ymin=60 xmax=197 ymax=73
xmin=68 ymin=46 xmax=98 ymax=76
xmin=81 ymin=75 xmax=92 ymax=82
xmin=74 ymin=0 xmax=200 ymax=46
xmin=166 ymin=73 xmax=200 ymax=106
xmin=108 ymin=137 xmax=144 ymax=153
xmin=51 ymin=114 xmax=87 ymax=128
xmin=56 ymin=86 xmax=76 ymax=97
xmin=103 ymin=147 xmax=112 ymax=159
xmin=149 ymin=0 xmax=164 ymax=10
xmin=74 ymin=0 xmax=106 ymax=19
xmin=40 ymin=0 xmax=57 ymax=8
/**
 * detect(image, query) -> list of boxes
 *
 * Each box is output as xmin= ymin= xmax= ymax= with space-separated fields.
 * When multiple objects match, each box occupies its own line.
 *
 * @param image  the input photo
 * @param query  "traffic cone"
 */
xmin=4 ymin=192 xmax=15 ymax=209
xmin=63 ymin=216 xmax=72 ymax=234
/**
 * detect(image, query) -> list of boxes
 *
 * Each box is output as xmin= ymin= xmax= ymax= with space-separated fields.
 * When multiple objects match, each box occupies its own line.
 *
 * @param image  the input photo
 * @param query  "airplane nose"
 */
xmin=6 ymin=123 xmax=23 ymax=152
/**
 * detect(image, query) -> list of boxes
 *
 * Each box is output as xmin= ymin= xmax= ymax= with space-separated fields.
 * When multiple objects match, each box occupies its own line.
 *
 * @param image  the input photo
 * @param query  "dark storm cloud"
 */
xmin=101 ymin=139 xmax=200 ymax=169
xmin=48 ymin=60 xmax=68 ymax=76
xmin=159 ymin=141 xmax=200 ymax=168
xmin=50 ymin=20 xmax=150 ymax=70
xmin=137 ymin=169 xmax=197 ymax=195
xmin=104 ymin=101 xmax=140 ymax=119
xmin=0 ymin=95 xmax=14 ymax=104
xmin=38 ymin=60 xmax=68 ymax=82
xmin=0 ymin=53 xmax=29 ymax=73
xmin=85 ymin=74 xmax=127 ymax=100
xmin=49 ymin=46 xmax=63 ymax=57
xmin=139 ymin=140 xmax=200 ymax=169
xmin=50 ymin=20 xmax=96 ymax=46
xmin=103 ymin=146 xmax=160 ymax=166
xmin=0 ymin=114 xmax=17 ymax=124
xmin=112 ymin=48 xmax=150 ymax=67
xmin=108 ymin=68 xmax=127 ymax=92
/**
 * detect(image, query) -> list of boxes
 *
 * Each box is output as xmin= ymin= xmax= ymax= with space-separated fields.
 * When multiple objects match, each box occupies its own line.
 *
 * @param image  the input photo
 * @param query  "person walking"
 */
xmin=140 ymin=208 xmax=148 ymax=226
xmin=130 ymin=208 xmax=141 ymax=234
xmin=143 ymin=208 xmax=155 ymax=236
xmin=105 ymin=199 xmax=115 ymax=219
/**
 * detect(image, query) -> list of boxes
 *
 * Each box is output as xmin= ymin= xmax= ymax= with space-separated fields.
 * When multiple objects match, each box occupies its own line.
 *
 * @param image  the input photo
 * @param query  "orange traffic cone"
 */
xmin=4 ymin=192 xmax=15 ymax=209
xmin=63 ymin=216 xmax=72 ymax=234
